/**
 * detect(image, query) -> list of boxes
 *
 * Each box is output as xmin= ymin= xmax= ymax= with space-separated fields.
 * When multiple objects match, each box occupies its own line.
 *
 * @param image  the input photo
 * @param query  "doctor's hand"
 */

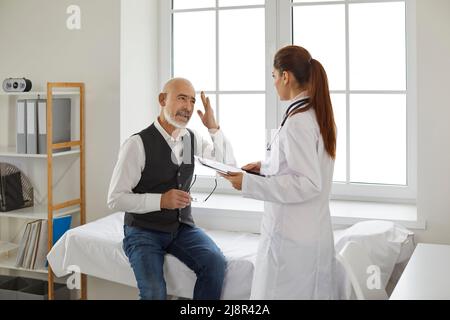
xmin=219 ymin=172 xmax=244 ymax=191
xmin=160 ymin=189 xmax=191 ymax=210
xmin=198 ymin=91 xmax=219 ymax=130
xmin=242 ymin=162 xmax=261 ymax=174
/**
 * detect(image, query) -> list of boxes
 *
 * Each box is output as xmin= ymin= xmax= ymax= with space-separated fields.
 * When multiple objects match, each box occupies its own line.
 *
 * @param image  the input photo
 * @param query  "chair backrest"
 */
xmin=336 ymin=241 xmax=389 ymax=300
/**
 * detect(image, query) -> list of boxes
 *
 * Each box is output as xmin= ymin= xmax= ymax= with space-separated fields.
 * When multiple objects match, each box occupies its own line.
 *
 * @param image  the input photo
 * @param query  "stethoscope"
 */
xmin=266 ymin=97 xmax=310 ymax=152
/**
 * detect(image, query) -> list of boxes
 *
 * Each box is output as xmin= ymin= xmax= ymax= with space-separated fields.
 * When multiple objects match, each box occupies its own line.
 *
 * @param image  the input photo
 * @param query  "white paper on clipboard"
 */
xmin=195 ymin=156 xmax=244 ymax=174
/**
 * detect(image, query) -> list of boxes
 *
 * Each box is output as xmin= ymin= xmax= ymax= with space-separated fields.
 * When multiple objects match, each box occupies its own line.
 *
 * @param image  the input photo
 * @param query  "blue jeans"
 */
xmin=123 ymin=224 xmax=226 ymax=300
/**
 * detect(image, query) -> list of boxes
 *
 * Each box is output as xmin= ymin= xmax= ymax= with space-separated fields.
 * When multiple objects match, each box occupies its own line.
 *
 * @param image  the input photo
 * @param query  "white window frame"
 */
xmin=158 ymin=0 xmax=417 ymax=204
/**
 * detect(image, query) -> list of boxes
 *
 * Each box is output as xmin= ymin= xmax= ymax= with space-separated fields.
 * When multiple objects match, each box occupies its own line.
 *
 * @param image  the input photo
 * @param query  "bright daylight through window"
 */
xmin=168 ymin=0 xmax=413 ymax=202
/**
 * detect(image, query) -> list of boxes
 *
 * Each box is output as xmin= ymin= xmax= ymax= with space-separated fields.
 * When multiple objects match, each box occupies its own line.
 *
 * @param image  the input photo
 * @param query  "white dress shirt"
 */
xmin=107 ymin=119 xmax=236 ymax=214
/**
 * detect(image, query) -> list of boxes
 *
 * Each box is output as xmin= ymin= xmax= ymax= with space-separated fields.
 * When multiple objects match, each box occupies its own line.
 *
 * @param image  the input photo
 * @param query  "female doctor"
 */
xmin=220 ymin=45 xmax=337 ymax=299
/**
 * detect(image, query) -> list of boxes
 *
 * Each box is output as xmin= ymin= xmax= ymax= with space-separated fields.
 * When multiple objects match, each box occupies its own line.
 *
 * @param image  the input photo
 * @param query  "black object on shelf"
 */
xmin=0 ymin=163 xmax=34 ymax=212
xmin=0 ymin=276 xmax=71 ymax=300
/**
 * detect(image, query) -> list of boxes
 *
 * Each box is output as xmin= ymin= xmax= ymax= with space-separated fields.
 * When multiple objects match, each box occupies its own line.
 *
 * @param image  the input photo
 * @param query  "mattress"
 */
xmin=47 ymin=212 xmax=414 ymax=300
xmin=47 ymin=212 xmax=259 ymax=300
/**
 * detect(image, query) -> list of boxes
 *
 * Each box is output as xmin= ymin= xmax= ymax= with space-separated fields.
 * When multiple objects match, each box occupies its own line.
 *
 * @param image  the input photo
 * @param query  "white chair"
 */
xmin=336 ymin=241 xmax=389 ymax=300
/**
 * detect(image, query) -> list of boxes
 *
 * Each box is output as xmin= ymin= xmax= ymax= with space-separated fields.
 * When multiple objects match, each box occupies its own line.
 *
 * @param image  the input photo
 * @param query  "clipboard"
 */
xmin=195 ymin=157 xmax=265 ymax=177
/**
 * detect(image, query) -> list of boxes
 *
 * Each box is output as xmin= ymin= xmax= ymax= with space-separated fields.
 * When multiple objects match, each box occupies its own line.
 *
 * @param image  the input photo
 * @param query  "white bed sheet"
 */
xmin=47 ymin=212 xmax=259 ymax=300
xmin=47 ymin=212 xmax=414 ymax=300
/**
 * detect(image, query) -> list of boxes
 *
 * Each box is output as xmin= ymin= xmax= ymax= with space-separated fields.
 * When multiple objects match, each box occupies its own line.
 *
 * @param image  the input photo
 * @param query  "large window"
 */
xmin=160 ymin=0 xmax=416 ymax=203
xmin=289 ymin=0 xmax=415 ymax=202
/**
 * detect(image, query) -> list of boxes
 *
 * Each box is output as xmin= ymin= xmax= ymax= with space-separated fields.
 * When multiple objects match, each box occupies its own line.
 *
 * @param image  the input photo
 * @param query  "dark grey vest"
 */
xmin=124 ymin=124 xmax=196 ymax=232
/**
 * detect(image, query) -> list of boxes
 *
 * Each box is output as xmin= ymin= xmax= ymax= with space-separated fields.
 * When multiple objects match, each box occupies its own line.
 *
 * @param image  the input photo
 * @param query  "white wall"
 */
xmin=0 ymin=0 xmax=121 ymax=223
xmin=120 ymin=0 xmax=159 ymax=144
xmin=415 ymin=0 xmax=450 ymax=244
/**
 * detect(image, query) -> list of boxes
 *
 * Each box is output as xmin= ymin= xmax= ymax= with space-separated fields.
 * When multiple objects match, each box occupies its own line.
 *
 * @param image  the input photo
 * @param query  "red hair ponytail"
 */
xmin=309 ymin=58 xmax=336 ymax=159
xmin=274 ymin=46 xmax=337 ymax=159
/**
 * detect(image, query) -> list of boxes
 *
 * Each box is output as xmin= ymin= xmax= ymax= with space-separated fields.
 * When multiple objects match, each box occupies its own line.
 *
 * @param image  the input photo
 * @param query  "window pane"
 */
xmin=173 ymin=0 xmax=215 ymax=10
xmin=219 ymin=8 xmax=265 ymax=91
xmin=349 ymin=2 xmax=406 ymax=90
xmin=350 ymin=94 xmax=406 ymax=185
xmin=293 ymin=5 xmax=346 ymax=91
xmin=332 ymin=94 xmax=346 ymax=182
xmin=219 ymin=0 xmax=264 ymax=6
xmin=219 ymin=94 xmax=266 ymax=166
xmin=173 ymin=11 xmax=216 ymax=91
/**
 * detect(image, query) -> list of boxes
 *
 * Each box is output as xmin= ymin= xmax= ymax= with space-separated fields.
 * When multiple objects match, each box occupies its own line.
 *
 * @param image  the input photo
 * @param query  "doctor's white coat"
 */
xmin=242 ymin=106 xmax=336 ymax=300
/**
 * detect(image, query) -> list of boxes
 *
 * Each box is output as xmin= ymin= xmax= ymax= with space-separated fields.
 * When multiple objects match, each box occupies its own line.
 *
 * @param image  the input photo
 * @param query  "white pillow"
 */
xmin=334 ymin=220 xmax=414 ymax=288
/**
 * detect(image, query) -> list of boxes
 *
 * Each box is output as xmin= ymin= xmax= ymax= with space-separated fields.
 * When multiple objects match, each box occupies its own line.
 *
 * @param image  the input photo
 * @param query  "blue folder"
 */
xmin=53 ymin=215 xmax=72 ymax=245
xmin=44 ymin=215 xmax=72 ymax=268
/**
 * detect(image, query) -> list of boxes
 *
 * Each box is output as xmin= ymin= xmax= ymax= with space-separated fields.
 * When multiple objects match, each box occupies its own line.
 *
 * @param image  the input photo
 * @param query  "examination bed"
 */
xmin=47 ymin=212 xmax=415 ymax=300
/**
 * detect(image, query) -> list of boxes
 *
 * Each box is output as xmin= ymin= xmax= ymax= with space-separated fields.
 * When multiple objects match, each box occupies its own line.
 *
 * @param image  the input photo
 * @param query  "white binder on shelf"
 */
xmin=37 ymin=99 xmax=47 ymax=154
xmin=15 ymin=222 xmax=32 ymax=267
xmin=30 ymin=221 xmax=42 ymax=269
xmin=26 ymin=100 xmax=38 ymax=154
xmin=23 ymin=221 xmax=39 ymax=269
xmin=33 ymin=220 xmax=48 ymax=270
xmin=16 ymin=100 xmax=27 ymax=154
xmin=37 ymin=98 xmax=71 ymax=154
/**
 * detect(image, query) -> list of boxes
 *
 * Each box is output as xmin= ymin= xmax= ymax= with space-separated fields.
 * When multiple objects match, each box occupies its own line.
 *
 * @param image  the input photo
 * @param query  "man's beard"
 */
xmin=164 ymin=108 xmax=189 ymax=129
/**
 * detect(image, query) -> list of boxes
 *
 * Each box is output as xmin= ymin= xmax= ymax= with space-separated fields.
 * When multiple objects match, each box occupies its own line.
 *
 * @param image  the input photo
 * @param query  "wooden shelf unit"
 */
xmin=0 ymin=148 xmax=80 ymax=158
xmin=46 ymin=82 xmax=86 ymax=300
xmin=0 ymin=82 xmax=86 ymax=300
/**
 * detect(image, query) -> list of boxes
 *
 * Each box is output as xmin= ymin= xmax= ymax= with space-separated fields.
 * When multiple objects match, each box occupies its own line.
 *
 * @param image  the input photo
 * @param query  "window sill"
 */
xmin=191 ymin=192 xmax=424 ymax=233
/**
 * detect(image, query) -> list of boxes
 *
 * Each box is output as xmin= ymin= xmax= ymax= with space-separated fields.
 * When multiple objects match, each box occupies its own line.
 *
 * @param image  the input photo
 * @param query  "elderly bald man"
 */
xmin=107 ymin=78 xmax=236 ymax=300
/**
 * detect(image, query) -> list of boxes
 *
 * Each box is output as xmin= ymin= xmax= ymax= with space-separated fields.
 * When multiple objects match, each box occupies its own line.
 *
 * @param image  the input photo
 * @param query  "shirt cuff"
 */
xmin=145 ymin=193 xmax=162 ymax=212
xmin=208 ymin=127 xmax=221 ymax=137
xmin=260 ymin=160 xmax=270 ymax=176
xmin=241 ymin=173 xmax=252 ymax=198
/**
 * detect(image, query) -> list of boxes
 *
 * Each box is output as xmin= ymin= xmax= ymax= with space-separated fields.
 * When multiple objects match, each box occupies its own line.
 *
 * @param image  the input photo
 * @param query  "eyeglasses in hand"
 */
xmin=186 ymin=174 xmax=218 ymax=203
